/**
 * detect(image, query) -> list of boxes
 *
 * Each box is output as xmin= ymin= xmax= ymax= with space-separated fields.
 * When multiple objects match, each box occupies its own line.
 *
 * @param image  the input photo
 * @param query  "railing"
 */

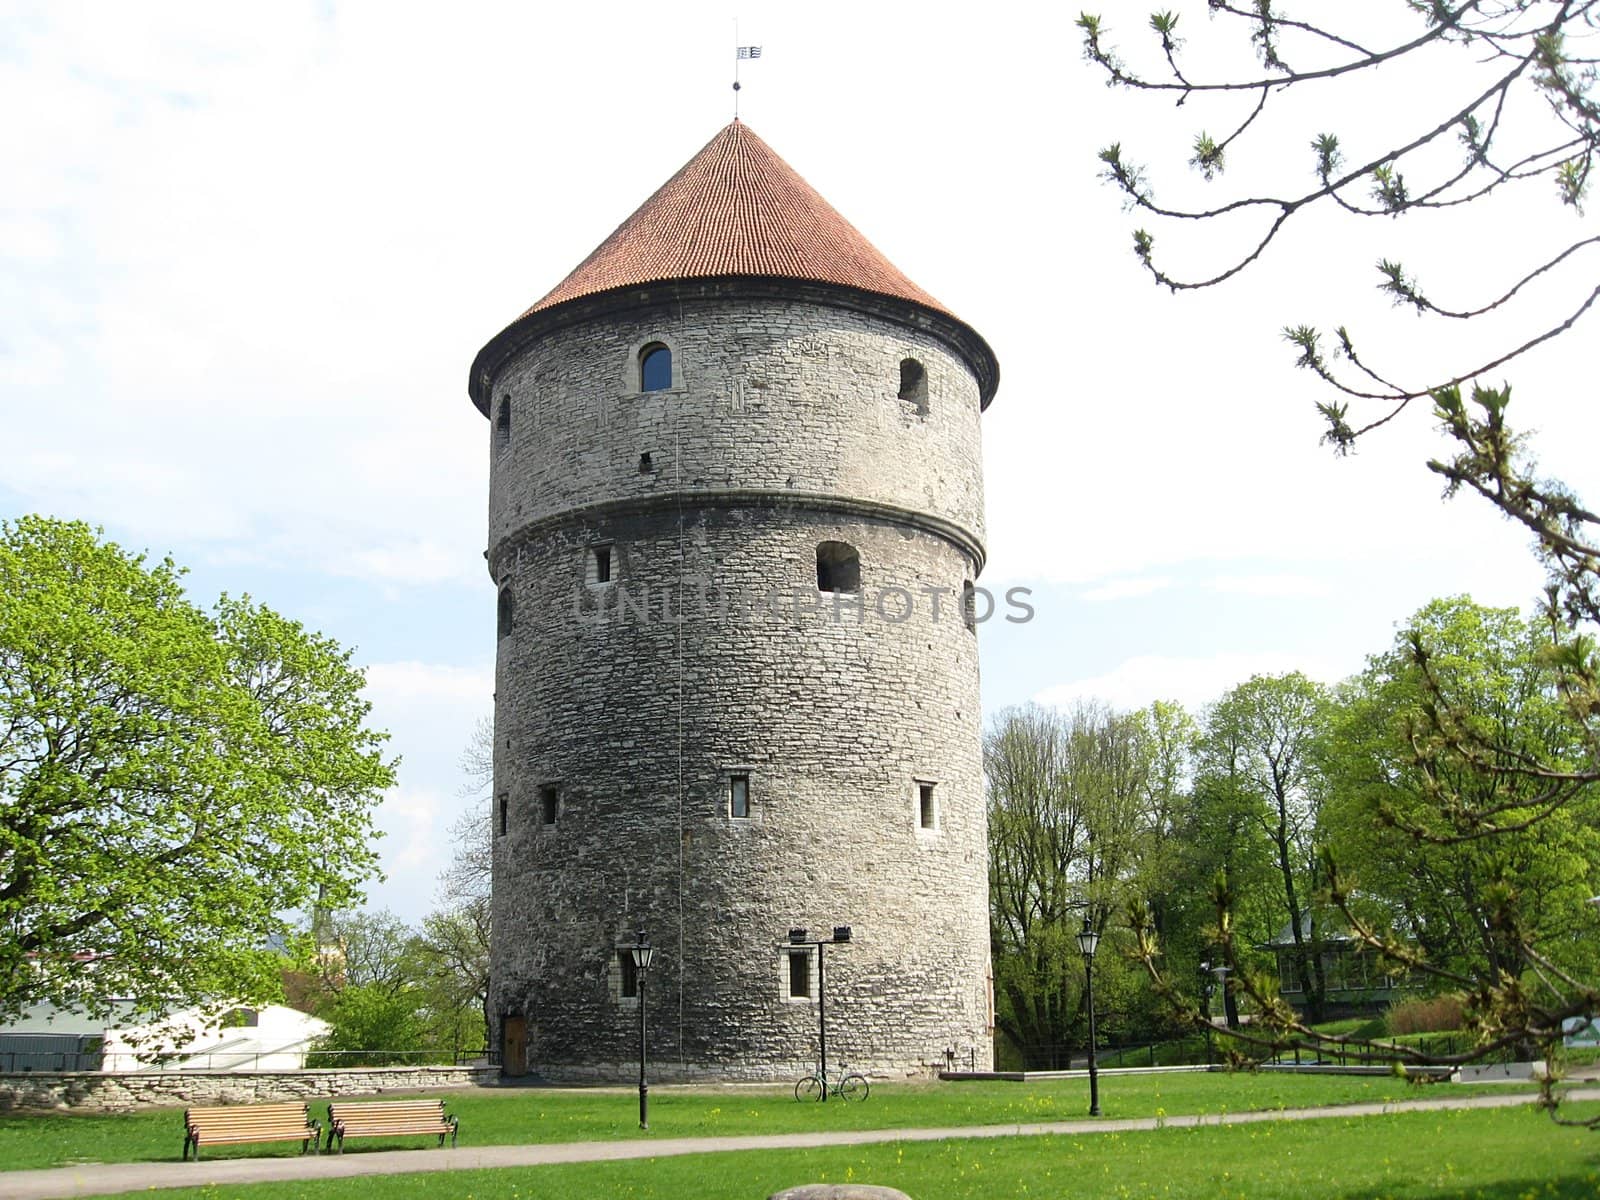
xmin=1001 ymin=1030 xmax=1516 ymax=1074
xmin=1 ymin=1049 xmax=483 ymax=1073
xmin=1001 ymin=1035 xmax=1213 ymax=1072
xmin=1 ymin=1050 xmax=104 ymax=1072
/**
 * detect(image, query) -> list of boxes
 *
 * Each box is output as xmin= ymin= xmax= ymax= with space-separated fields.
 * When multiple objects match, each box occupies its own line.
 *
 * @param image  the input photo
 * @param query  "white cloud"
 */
xmin=4 ymin=2 xmax=1592 ymax=923
xmin=1206 ymin=574 xmax=1329 ymax=598
xmin=374 ymin=785 xmax=449 ymax=874
xmin=363 ymin=661 xmax=493 ymax=708
xmin=1081 ymin=576 xmax=1174 ymax=603
xmin=1034 ymin=651 xmax=1352 ymax=713
xmin=348 ymin=541 xmax=480 ymax=588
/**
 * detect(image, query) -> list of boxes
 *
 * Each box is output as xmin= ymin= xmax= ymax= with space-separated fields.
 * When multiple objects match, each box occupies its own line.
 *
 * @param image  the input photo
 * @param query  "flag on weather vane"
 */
xmin=732 ymin=41 xmax=762 ymax=117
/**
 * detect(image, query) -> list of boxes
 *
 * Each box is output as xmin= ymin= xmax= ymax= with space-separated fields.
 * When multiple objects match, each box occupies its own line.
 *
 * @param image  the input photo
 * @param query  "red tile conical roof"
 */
xmin=524 ymin=120 xmax=952 ymax=318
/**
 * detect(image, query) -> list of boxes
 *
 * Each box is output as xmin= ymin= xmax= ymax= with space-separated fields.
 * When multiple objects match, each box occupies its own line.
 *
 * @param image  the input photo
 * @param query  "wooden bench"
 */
xmin=325 ymin=1099 xmax=459 ymax=1152
xmin=182 ymin=1101 xmax=321 ymax=1161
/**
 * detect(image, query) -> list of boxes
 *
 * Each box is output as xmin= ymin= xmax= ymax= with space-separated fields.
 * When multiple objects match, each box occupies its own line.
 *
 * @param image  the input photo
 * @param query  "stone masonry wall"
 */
xmin=0 ymin=1066 xmax=497 ymax=1112
xmin=484 ymin=297 xmax=985 ymax=553
xmin=484 ymin=293 xmax=995 ymax=1081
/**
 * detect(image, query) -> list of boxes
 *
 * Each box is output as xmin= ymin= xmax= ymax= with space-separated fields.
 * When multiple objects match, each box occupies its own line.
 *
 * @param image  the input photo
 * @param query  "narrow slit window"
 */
xmin=788 ymin=951 xmax=811 ymax=999
xmin=730 ymin=774 xmax=750 ymax=819
xmin=539 ymin=785 xmax=559 ymax=826
xmin=816 ymin=541 xmax=860 ymax=593
xmin=497 ymin=793 xmax=508 ymax=838
xmin=640 ymin=343 xmax=672 ymax=392
xmin=497 ymin=587 xmax=515 ymax=639
xmin=618 ymin=950 xmax=638 ymax=999
xmin=898 ymin=358 xmax=928 ymax=414
xmin=919 ymin=782 xmax=936 ymax=829
xmin=588 ymin=545 xmax=614 ymax=585
xmin=961 ymin=580 xmax=977 ymax=632
xmin=495 ymin=396 xmax=511 ymax=451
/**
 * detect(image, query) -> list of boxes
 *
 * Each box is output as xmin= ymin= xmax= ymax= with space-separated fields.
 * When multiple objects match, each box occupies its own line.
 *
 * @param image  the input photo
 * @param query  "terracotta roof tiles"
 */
xmin=525 ymin=121 xmax=952 ymax=318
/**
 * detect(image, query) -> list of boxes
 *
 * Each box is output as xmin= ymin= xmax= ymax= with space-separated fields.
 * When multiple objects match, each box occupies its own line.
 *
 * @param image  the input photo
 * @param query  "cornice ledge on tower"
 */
xmin=468 ymin=276 xmax=1000 ymax=417
xmin=486 ymin=488 xmax=988 ymax=583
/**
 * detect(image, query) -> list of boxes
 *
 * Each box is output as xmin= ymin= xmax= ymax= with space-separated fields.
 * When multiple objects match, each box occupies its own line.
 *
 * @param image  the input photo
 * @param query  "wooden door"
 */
xmin=502 ymin=1015 xmax=527 ymax=1077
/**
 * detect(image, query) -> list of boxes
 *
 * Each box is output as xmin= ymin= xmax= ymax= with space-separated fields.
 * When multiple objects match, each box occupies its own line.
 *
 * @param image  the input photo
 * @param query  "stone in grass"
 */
xmin=768 ymin=1187 xmax=912 ymax=1200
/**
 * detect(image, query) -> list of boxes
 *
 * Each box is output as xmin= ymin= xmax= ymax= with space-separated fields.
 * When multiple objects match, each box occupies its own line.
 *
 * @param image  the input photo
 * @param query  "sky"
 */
xmin=3 ymin=2 xmax=1595 ymax=924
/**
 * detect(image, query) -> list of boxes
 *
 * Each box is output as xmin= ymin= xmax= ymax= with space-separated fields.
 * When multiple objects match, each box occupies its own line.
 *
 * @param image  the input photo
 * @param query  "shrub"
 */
xmin=1386 ymin=995 xmax=1464 ymax=1036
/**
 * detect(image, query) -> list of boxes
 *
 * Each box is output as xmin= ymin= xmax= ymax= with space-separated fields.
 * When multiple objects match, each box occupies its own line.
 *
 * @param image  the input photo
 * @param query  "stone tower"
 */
xmin=469 ymin=122 xmax=999 ymax=1081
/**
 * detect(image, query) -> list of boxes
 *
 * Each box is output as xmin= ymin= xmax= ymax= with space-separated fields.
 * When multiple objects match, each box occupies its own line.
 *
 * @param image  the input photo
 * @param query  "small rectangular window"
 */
xmin=788 ymin=950 xmax=811 ymax=999
xmin=589 ymin=545 xmax=612 ymax=585
xmin=498 ymin=793 xmax=508 ymax=837
xmin=539 ymin=785 xmax=559 ymax=826
xmin=919 ymin=782 xmax=936 ymax=829
xmin=730 ymin=774 xmax=750 ymax=819
xmin=618 ymin=951 xmax=638 ymax=999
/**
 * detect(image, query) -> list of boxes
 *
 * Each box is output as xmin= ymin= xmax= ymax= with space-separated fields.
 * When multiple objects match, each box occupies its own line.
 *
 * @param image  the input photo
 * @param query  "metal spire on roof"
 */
xmin=733 ymin=22 xmax=760 ymax=119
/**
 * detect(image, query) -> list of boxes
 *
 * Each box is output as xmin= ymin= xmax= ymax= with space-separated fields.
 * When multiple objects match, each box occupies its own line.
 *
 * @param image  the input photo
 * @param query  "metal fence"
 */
xmin=0 ymin=1035 xmax=103 ymax=1073
xmin=1 ymin=1048 xmax=104 ymax=1072
xmin=0 ymin=1047 xmax=488 ymax=1073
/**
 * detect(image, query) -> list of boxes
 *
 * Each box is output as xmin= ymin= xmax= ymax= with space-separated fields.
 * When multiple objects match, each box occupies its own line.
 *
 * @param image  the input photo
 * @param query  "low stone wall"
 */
xmin=0 ymin=1065 xmax=499 ymax=1113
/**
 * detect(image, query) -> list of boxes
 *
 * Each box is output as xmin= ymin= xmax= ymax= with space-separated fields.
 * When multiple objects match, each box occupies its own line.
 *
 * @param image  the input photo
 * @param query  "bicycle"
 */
xmin=794 ymin=1062 xmax=869 ymax=1102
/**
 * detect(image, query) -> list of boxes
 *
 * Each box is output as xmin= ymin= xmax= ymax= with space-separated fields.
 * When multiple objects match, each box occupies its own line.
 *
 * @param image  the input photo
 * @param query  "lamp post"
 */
xmin=1075 ymin=918 xmax=1100 ymax=1117
xmin=629 ymin=933 xmax=656 ymax=1130
xmin=1199 ymin=961 xmax=1229 ymax=1066
xmin=783 ymin=925 xmax=852 ymax=1101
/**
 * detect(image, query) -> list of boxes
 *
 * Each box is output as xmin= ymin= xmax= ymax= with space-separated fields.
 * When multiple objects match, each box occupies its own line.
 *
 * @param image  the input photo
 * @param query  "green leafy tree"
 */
xmin=303 ymin=909 xmax=433 ymax=1064
xmin=414 ymin=906 xmax=490 ymax=1057
xmin=1159 ymin=768 xmax=1279 ymax=1031
xmin=1198 ymin=673 xmax=1332 ymax=1019
xmin=1321 ymin=598 xmax=1600 ymax=1031
xmin=0 ymin=516 xmax=395 ymax=1024
xmin=309 ymin=983 xmax=428 ymax=1067
xmin=1083 ymin=3 xmax=1600 ymax=1117
xmin=987 ymin=700 xmax=1185 ymax=1065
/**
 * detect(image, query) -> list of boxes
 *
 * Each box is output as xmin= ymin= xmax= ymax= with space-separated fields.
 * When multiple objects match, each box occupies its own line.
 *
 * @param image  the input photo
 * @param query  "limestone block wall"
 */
xmin=0 ymin=1066 xmax=497 ymax=1113
xmin=484 ymin=291 xmax=994 ymax=1080
xmin=484 ymin=297 xmax=985 ymax=551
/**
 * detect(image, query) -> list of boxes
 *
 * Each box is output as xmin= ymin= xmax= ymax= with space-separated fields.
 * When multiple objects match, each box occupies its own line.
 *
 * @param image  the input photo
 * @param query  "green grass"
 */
xmin=67 ymin=1102 xmax=1600 ymax=1200
xmin=0 ymin=1072 xmax=1548 ymax=1172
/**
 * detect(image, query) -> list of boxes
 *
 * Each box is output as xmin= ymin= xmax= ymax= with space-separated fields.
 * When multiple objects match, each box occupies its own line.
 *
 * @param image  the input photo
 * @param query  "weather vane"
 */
xmin=734 ymin=20 xmax=761 ymax=119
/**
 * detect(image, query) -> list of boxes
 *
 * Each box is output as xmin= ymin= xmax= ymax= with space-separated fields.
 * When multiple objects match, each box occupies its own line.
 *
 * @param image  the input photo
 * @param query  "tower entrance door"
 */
xmin=502 ymin=1015 xmax=527 ymax=1077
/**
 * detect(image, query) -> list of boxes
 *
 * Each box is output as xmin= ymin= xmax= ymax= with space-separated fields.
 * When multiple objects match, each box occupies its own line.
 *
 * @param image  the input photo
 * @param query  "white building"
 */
xmin=0 ymin=1002 xmax=329 ymax=1072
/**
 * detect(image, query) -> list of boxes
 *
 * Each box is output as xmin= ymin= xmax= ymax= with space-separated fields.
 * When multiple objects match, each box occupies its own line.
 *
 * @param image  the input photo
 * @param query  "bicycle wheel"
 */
xmin=837 ymin=1073 xmax=869 ymax=1101
xmin=795 ymin=1074 xmax=824 ymax=1102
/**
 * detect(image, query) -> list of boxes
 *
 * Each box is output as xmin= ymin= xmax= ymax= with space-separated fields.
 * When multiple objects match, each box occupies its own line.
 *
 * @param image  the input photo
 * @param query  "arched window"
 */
xmin=816 ymin=542 xmax=861 ymax=593
xmin=898 ymin=358 xmax=928 ymax=415
xmin=640 ymin=343 xmax=672 ymax=392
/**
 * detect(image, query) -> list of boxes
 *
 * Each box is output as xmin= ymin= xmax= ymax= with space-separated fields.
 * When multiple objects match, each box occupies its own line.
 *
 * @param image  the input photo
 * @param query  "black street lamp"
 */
xmin=629 ymin=933 xmax=657 ymax=1130
xmin=1075 ymin=918 xmax=1100 ymax=1117
xmin=783 ymin=925 xmax=852 ymax=1101
xmin=1199 ymin=960 xmax=1230 ymax=1065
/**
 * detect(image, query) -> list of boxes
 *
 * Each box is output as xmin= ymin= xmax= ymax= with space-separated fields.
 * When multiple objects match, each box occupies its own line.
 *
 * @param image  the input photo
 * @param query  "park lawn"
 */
xmin=0 ymin=1072 xmax=1549 ymax=1172
xmin=69 ymin=1103 xmax=1600 ymax=1200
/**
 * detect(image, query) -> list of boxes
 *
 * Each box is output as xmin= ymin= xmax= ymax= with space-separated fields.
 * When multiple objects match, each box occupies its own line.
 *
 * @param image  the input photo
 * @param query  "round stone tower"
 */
xmin=469 ymin=121 xmax=1000 ymax=1081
